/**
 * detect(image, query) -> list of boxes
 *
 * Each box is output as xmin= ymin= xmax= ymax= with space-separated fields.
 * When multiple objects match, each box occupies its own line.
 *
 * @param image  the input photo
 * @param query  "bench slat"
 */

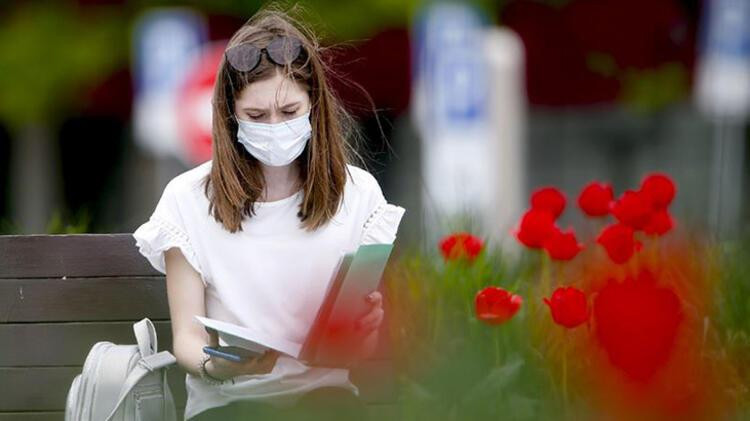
xmin=0 ymin=277 xmax=170 ymax=322
xmin=1 ymin=319 xmax=390 ymax=366
xmin=0 ymin=404 xmax=397 ymax=421
xmin=0 ymin=321 xmax=173 ymax=366
xmin=0 ymin=366 xmax=185 ymax=411
xmin=0 ymin=361 xmax=396 ymax=411
xmin=0 ymin=234 xmax=158 ymax=279
xmin=0 ymin=413 xmax=63 ymax=421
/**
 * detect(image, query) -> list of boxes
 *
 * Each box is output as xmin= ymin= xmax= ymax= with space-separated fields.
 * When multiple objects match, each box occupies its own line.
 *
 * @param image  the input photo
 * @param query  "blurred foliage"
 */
xmin=0 ymin=217 xmax=22 ymax=234
xmin=621 ymin=63 xmax=689 ymax=113
xmin=0 ymin=207 xmax=93 ymax=235
xmin=383 ymin=226 xmax=750 ymax=419
xmin=45 ymin=206 xmax=92 ymax=234
xmin=0 ymin=2 xmax=129 ymax=129
xmin=0 ymin=0 xmax=501 ymax=130
xmin=716 ymin=233 xmax=750 ymax=398
xmin=585 ymin=51 xmax=690 ymax=113
xmin=384 ymin=243 xmax=568 ymax=420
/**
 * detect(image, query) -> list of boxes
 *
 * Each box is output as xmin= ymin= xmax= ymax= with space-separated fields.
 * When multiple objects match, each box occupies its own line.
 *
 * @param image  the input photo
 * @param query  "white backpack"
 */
xmin=65 ymin=318 xmax=179 ymax=421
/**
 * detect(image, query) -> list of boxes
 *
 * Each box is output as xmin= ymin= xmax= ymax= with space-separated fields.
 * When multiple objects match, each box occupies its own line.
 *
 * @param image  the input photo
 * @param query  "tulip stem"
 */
xmin=562 ymin=336 xmax=569 ymax=414
xmin=493 ymin=329 xmax=500 ymax=366
xmin=432 ymin=294 xmax=441 ymax=343
xmin=541 ymin=253 xmax=551 ymax=296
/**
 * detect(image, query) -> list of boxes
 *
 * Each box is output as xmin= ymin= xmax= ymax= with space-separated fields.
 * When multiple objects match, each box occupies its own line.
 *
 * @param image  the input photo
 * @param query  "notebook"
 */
xmin=194 ymin=243 xmax=395 ymax=368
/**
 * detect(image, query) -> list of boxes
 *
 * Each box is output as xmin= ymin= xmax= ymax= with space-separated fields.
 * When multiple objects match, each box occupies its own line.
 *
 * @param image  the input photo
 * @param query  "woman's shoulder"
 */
xmin=345 ymin=163 xmax=381 ymax=194
xmin=165 ymin=160 xmax=213 ymax=198
xmin=344 ymin=163 xmax=387 ymax=215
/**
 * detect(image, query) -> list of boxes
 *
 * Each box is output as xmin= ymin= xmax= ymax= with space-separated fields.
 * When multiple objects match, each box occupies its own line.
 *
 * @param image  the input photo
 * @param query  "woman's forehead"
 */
xmin=235 ymin=72 xmax=308 ymax=109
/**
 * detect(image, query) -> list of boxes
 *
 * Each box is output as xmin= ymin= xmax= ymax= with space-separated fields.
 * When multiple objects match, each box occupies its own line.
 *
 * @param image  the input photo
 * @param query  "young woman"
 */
xmin=132 ymin=8 xmax=405 ymax=421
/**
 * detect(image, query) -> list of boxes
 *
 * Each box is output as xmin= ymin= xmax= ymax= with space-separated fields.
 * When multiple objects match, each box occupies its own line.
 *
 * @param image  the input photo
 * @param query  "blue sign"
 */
xmin=133 ymin=9 xmax=207 ymax=95
xmin=701 ymin=0 xmax=750 ymax=58
xmin=697 ymin=0 xmax=750 ymax=119
xmin=413 ymin=3 xmax=489 ymax=134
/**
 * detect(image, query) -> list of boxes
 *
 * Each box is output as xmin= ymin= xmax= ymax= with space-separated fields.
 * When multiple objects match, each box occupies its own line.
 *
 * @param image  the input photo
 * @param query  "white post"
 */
xmin=483 ymin=27 xmax=527 ymax=253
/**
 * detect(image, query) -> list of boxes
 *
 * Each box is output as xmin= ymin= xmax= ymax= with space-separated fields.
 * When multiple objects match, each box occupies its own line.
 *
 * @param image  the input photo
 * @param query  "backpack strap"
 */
xmin=103 ymin=318 xmax=176 ymax=421
xmin=134 ymin=318 xmax=158 ymax=357
xmin=103 ymin=351 xmax=176 ymax=421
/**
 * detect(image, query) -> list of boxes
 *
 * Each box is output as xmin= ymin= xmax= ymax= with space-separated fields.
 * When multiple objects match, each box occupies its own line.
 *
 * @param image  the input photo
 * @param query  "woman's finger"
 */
xmin=248 ymin=351 xmax=276 ymax=374
xmin=358 ymin=320 xmax=381 ymax=335
xmin=366 ymin=291 xmax=382 ymax=306
xmin=357 ymin=307 xmax=384 ymax=330
xmin=241 ymin=354 xmax=261 ymax=372
xmin=260 ymin=351 xmax=280 ymax=372
xmin=205 ymin=327 xmax=219 ymax=347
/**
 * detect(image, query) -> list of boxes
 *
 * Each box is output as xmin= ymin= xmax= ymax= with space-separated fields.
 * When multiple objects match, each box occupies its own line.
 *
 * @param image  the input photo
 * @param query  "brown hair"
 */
xmin=202 ymin=6 xmax=364 ymax=233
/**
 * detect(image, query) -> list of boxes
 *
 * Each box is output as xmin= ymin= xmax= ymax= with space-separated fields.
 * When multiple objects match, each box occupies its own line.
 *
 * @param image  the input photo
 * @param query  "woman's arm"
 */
xmin=164 ymin=247 xmax=280 ymax=380
xmin=164 ymin=247 xmax=212 ymax=377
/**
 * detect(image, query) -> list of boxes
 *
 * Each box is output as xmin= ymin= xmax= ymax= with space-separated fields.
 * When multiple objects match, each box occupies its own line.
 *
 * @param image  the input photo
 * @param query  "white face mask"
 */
xmin=235 ymin=111 xmax=312 ymax=167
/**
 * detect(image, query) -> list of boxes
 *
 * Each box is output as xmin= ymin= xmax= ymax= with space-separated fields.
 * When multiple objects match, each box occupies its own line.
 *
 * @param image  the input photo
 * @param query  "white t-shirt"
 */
xmin=132 ymin=160 xmax=405 ymax=420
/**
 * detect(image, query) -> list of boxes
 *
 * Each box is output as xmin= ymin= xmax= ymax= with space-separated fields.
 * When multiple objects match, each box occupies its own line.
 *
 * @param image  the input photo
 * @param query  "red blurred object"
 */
xmin=327 ymin=28 xmax=411 ymax=118
xmin=640 ymin=173 xmax=677 ymax=210
xmin=515 ymin=208 xmax=558 ymax=249
xmin=439 ymin=232 xmax=484 ymax=262
xmin=544 ymin=286 xmax=589 ymax=328
xmin=531 ymin=187 xmax=567 ymax=219
xmin=643 ymin=209 xmax=674 ymax=236
xmin=80 ymin=68 xmax=133 ymax=119
xmin=475 ymin=287 xmax=522 ymax=326
xmin=500 ymin=0 xmax=695 ymax=106
xmin=543 ymin=228 xmax=583 ymax=261
xmin=597 ymin=223 xmax=640 ymax=264
xmin=593 ymin=270 xmax=682 ymax=382
xmin=576 ymin=245 xmax=733 ymax=418
xmin=578 ymin=181 xmax=614 ymax=217
xmin=177 ymin=41 xmax=226 ymax=164
xmin=611 ymin=190 xmax=653 ymax=230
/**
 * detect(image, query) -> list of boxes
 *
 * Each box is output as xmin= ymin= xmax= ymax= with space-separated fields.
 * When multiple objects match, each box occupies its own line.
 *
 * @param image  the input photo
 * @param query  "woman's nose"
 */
xmin=267 ymin=111 xmax=289 ymax=124
xmin=267 ymin=114 xmax=282 ymax=124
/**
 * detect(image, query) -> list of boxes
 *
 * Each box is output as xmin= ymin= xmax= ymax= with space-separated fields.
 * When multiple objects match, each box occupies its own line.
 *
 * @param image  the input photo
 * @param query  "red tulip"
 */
xmin=543 ymin=228 xmax=584 ymax=261
xmin=544 ymin=286 xmax=589 ymax=328
xmin=597 ymin=223 xmax=641 ymax=264
xmin=578 ymin=181 xmax=614 ymax=217
xmin=643 ymin=209 xmax=674 ymax=236
xmin=531 ymin=187 xmax=566 ymax=219
xmin=640 ymin=173 xmax=676 ymax=210
xmin=475 ymin=286 xmax=523 ymax=325
xmin=439 ymin=232 xmax=483 ymax=262
xmin=515 ymin=208 xmax=558 ymax=249
xmin=610 ymin=190 xmax=653 ymax=230
xmin=593 ymin=270 xmax=682 ymax=381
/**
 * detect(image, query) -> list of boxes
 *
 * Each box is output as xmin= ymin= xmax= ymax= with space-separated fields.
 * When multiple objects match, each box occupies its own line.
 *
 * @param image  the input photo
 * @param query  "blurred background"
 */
xmin=0 ymin=0 xmax=747 ymax=249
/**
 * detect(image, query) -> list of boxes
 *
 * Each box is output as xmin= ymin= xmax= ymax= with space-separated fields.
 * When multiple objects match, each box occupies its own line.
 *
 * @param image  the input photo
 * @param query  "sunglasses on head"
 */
xmin=225 ymin=35 xmax=304 ymax=72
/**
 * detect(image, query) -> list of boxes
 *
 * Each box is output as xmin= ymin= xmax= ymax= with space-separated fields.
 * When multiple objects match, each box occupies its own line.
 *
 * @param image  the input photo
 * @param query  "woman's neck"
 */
xmin=259 ymin=162 xmax=301 ymax=202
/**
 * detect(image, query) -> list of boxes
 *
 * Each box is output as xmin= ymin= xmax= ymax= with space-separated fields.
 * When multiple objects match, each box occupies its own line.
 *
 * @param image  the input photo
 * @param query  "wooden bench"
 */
xmin=0 ymin=234 xmax=396 ymax=420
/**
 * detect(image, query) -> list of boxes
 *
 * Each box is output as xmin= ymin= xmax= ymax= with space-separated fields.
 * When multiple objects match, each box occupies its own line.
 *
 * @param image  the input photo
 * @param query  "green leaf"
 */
xmin=459 ymin=357 xmax=525 ymax=406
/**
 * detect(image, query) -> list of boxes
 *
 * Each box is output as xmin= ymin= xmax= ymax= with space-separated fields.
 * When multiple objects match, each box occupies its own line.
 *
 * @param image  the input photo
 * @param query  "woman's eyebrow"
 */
xmin=242 ymin=101 xmax=301 ymax=113
xmin=279 ymin=101 xmax=301 ymax=109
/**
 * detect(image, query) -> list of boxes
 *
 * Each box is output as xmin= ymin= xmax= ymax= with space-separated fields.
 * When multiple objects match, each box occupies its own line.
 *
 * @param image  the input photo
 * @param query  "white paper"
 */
xmin=194 ymin=315 xmax=302 ymax=358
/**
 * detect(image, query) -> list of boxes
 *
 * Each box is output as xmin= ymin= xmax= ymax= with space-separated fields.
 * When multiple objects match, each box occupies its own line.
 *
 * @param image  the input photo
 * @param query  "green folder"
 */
xmin=299 ymin=243 xmax=394 ymax=367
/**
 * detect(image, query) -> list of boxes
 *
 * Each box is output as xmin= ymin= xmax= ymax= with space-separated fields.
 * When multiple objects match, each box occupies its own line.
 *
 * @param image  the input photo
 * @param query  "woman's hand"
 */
xmin=204 ymin=327 xmax=280 ymax=381
xmin=356 ymin=291 xmax=384 ymax=335
xmin=353 ymin=291 xmax=384 ymax=360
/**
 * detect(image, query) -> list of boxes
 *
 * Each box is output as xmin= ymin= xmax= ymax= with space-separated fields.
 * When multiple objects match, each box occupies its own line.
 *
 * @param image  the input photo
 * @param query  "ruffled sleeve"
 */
xmin=132 ymin=179 xmax=207 ymax=287
xmin=361 ymin=201 xmax=407 ymax=245
xmin=357 ymin=170 xmax=406 ymax=245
